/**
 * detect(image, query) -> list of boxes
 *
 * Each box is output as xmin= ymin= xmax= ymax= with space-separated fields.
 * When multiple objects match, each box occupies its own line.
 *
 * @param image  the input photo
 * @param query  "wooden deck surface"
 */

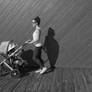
xmin=0 ymin=68 xmax=92 ymax=92
xmin=0 ymin=0 xmax=92 ymax=92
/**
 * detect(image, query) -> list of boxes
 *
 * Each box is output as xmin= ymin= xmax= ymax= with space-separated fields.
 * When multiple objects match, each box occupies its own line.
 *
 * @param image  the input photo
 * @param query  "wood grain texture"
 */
xmin=0 ymin=0 xmax=92 ymax=92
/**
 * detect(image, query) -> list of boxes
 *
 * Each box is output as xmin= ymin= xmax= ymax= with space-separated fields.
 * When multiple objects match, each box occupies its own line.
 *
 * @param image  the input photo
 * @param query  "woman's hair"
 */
xmin=33 ymin=16 xmax=41 ymax=25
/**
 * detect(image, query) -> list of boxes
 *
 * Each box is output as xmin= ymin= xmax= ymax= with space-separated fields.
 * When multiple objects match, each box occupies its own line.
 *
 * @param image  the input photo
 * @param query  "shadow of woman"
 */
xmin=43 ymin=27 xmax=59 ymax=72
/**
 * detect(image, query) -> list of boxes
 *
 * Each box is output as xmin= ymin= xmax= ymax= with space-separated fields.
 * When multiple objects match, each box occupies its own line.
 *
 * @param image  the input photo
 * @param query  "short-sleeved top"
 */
xmin=32 ymin=26 xmax=42 ymax=47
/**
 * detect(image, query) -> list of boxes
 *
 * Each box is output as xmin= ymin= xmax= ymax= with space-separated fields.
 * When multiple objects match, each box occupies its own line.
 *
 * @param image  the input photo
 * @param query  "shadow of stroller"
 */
xmin=20 ymin=49 xmax=39 ymax=76
xmin=43 ymin=27 xmax=59 ymax=73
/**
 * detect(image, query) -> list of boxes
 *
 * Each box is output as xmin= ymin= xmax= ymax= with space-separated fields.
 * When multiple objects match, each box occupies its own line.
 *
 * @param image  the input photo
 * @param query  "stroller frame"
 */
xmin=0 ymin=41 xmax=27 ymax=77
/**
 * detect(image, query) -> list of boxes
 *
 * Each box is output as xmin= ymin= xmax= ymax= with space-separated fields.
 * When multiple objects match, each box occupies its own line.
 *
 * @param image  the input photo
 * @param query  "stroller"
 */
xmin=0 ymin=40 xmax=27 ymax=77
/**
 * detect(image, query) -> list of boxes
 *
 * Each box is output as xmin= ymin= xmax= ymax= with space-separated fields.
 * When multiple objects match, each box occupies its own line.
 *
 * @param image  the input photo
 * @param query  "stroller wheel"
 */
xmin=11 ymin=69 xmax=20 ymax=77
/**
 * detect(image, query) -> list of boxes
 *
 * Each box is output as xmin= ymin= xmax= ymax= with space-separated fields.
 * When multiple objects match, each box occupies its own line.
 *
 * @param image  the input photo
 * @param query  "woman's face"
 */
xmin=32 ymin=20 xmax=37 ymax=27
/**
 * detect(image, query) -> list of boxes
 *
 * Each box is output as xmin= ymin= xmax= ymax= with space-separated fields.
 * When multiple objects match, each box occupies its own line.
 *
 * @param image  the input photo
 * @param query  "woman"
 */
xmin=26 ymin=16 xmax=47 ymax=74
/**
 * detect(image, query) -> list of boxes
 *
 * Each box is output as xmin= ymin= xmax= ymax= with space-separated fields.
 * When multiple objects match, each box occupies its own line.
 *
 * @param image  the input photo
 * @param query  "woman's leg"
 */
xmin=33 ymin=46 xmax=44 ymax=69
xmin=33 ymin=46 xmax=47 ymax=74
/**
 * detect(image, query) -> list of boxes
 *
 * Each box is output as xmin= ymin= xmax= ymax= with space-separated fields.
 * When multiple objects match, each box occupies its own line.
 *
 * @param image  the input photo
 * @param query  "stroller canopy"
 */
xmin=0 ymin=41 xmax=16 ymax=54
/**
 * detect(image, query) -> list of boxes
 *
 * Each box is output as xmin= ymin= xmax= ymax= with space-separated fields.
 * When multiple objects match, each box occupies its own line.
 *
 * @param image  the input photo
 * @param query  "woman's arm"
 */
xmin=26 ymin=29 xmax=41 ymax=44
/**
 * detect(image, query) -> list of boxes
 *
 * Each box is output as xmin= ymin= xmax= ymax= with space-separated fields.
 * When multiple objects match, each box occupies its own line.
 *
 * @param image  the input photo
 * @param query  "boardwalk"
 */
xmin=0 ymin=0 xmax=92 ymax=92
xmin=0 ymin=68 xmax=92 ymax=92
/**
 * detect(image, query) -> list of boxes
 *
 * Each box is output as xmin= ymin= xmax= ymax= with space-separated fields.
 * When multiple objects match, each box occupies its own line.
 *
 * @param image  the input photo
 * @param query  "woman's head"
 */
xmin=32 ymin=16 xmax=41 ymax=27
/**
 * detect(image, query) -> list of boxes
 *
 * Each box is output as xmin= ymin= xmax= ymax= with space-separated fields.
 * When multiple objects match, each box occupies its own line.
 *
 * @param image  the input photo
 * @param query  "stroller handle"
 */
xmin=9 ymin=41 xmax=28 ymax=56
xmin=10 ymin=43 xmax=26 ymax=56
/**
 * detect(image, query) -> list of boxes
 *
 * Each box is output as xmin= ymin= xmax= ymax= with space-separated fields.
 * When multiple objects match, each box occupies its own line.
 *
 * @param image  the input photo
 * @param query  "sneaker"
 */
xmin=40 ymin=67 xmax=47 ymax=74
xmin=35 ymin=69 xmax=41 ymax=73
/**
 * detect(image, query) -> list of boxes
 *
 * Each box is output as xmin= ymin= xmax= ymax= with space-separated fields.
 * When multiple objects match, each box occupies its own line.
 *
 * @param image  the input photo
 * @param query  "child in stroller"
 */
xmin=0 ymin=40 xmax=27 ymax=77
